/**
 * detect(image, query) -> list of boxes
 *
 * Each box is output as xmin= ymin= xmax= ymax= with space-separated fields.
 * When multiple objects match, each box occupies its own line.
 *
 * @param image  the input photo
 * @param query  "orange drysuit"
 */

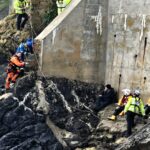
xmin=5 ymin=55 xmax=25 ymax=90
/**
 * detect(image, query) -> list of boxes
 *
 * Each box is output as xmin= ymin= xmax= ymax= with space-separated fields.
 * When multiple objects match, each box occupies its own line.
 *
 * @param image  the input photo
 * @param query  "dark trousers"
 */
xmin=113 ymin=106 xmax=124 ymax=116
xmin=16 ymin=13 xmax=29 ymax=30
xmin=27 ymin=46 xmax=33 ymax=54
xmin=126 ymin=111 xmax=136 ymax=136
xmin=145 ymin=105 xmax=150 ymax=115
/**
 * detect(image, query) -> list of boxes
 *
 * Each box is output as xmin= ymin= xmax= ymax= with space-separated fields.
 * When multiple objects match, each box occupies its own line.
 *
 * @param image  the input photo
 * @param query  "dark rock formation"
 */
xmin=0 ymin=93 xmax=63 ymax=150
xmin=116 ymin=122 xmax=150 ymax=150
xmin=0 ymin=73 xmax=149 ymax=149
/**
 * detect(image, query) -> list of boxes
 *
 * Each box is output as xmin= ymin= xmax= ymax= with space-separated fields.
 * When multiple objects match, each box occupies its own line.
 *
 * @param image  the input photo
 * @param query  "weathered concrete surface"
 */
xmin=106 ymin=0 xmax=150 ymax=101
xmin=36 ymin=0 xmax=108 ymax=84
xmin=36 ymin=0 xmax=150 ymax=102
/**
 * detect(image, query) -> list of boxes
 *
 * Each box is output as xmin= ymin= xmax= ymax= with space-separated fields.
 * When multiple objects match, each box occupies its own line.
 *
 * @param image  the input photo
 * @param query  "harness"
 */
xmin=131 ymin=97 xmax=141 ymax=114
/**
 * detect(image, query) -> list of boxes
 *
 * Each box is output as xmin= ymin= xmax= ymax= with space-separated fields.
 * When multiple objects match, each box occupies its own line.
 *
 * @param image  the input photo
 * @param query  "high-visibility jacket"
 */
xmin=118 ymin=95 xmax=132 ymax=106
xmin=14 ymin=0 xmax=30 ymax=14
xmin=57 ymin=0 xmax=71 ymax=14
xmin=124 ymin=96 xmax=145 ymax=116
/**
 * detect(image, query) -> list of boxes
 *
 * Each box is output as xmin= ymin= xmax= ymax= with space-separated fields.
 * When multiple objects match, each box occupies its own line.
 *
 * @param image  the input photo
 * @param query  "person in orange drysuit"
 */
xmin=5 ymin=52 xmax=25 ymax=90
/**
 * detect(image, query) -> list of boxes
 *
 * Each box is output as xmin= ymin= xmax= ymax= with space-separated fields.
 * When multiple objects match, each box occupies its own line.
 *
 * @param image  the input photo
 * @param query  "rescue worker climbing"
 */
xmin=14 ymin=0 xmax=31 ymax=30
xmin=5 ymin=52 xmax=25 ymax=91
xmin=108 ymin=89 xmax=132 ymax=121
xmin=56 ymin=0 xmax=71 ymax=15
xmin=16 ymin=39 xmax=27 ymax=61
xmin=16 ymin=38 xmax=34 ymax=61
xmin=124 ymin=89 xmax=145 ymax=137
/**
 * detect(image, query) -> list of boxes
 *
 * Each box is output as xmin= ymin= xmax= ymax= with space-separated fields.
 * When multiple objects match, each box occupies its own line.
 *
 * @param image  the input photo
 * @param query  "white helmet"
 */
xmin=134 ymin=89 xmax=140 ymax=96
xmin=122 ymin=89 xmax=131 ymax=96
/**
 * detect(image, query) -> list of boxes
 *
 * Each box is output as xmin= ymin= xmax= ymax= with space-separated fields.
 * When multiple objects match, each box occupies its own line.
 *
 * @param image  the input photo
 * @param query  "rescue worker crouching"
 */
xmin=124 ymin=89 xmax=145 ymax=137
xmin=108 ymin=88 xmax=132 ymax=121
xmin=5 ymin=52 xmax=25 ymax=91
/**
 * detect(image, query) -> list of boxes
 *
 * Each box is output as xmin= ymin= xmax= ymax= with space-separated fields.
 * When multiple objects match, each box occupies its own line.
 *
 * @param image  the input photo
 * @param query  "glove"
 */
xmin=25 ymin=62 xmax=29 ymax=65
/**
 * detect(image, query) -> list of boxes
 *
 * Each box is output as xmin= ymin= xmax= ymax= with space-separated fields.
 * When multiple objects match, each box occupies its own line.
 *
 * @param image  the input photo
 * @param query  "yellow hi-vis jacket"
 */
xmin=124 ymin=96 xmax=145 ymax=116
xmin=14 ymin=0 xmax=30 ymax=14
xmin=57 ymin=0 xmax=71 ymax=14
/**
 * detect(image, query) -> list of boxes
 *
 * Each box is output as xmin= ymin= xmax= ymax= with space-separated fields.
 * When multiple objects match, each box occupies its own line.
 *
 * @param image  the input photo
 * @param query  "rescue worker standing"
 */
xmin=14 ymin=0 xmax=30 ymax=30
xmin=124 ymin=90 xmax=145 ymax=137
xmin=56 ymin=0 xmax=71 ymax=15
xmin=108 ymin=89 xmax=132 ymax=121
xmin=5 ymin=52 xmax=25 ymax=91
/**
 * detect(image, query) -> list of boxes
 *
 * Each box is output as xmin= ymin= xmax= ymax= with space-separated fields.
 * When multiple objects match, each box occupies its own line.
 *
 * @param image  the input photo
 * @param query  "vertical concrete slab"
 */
xmin=36 ymin=0 xmax=108 ymax=84
xmin=107 ymin=0 xmax=150 ymax=100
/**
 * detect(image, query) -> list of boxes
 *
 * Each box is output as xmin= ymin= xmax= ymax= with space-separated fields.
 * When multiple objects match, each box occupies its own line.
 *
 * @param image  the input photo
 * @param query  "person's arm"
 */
xmin=12 ymin=57 xmax=25 ymax=67
xmin=102 ymin=89 xmax=115 ymax=99
xmin=14 ymin=0 xmax=24 ymax=11
xmin=140 ymin=99 xmax=145 ymax=116
xmin=118 ymin=96 xmax=123 ymax=106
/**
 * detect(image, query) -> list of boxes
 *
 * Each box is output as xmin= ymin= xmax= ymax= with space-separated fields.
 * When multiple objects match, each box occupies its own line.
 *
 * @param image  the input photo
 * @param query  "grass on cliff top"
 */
xmin=0 ymin=0 xmax=9 ymax=10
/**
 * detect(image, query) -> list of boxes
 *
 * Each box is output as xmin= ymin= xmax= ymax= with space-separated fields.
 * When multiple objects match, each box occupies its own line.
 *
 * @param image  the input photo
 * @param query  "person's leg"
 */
xmin=113 ymin=106 xmax=124 ymax=116
xmin=126 ymin=111 xmax=135 ymax=137
xmin=16 ymin=14 xmax=22 ymax=30
xmin=126 ymin=111 xmax=132 ymax=136
xmin=5 ymin=72 xmax=13 ymax=90
xmin=20 ymin=13 xmax=29 ymax=29
xmin=11 ymin=72 xmax=19 ymax=83
xmin=108 ymin=106 xmax=124 ymax=121
xmin=28 ymin=46 xmax=33 ymax=53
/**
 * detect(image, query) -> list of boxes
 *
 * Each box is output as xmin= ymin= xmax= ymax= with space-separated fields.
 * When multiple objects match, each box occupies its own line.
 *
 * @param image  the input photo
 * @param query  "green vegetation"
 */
xmin=0 ymin=0 xmax=9 ymax=10
xmin=43 ymin=2 xmax=58 ymax=25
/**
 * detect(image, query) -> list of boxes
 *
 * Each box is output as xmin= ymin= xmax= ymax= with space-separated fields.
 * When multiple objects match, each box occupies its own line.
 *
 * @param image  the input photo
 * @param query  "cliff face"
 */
xmin=0 ymin=0 xmax=9 ymax=19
